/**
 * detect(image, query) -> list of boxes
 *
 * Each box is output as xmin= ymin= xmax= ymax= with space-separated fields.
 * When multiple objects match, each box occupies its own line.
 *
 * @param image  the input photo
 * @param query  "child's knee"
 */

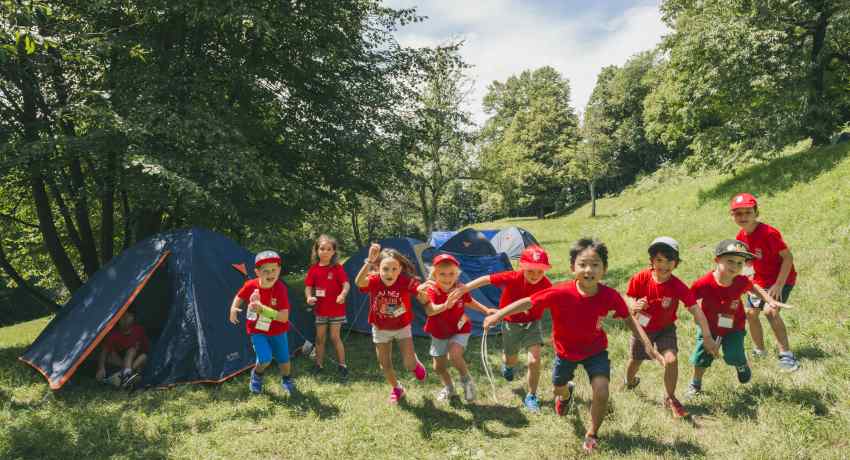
xmin=591 ymin=378 xmax=610 ymax=401
xmin=664 ymin=353 xmax=678 ymax=366
xmin=765 ymin=308 xmax=782 ymax=321
xmin=746 ymin=308 xmax=761 ymax=319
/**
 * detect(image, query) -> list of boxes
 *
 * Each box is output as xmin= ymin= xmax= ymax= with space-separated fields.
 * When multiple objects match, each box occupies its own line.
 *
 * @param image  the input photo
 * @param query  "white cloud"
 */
xmin=384 ymin=1 xmax=669 ymax=125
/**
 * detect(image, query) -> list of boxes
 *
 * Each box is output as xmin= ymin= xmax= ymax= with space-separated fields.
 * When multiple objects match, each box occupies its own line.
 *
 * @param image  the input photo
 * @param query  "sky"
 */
xmin=383 ymin=0 xmax=669 ymax=125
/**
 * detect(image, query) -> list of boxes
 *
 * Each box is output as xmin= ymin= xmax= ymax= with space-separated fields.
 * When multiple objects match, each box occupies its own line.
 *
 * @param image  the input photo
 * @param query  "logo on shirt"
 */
xmin=271 ymin=298 xmax=277 ymax=306
xmin=730 ymin=299 xmax=740 ymax=311
xmin=661 ymin=297 xmax=673 ymax=309
xmin=754 ymin=248 xmax=763 ymax=259
xmin=328 ymin=273 xmax=334 ymax=280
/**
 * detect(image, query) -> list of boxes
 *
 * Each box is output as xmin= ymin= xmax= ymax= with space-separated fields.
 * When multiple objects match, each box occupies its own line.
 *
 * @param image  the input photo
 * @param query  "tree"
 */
xmin=479 ymin=67 xmax=580 ymax=218
xmin=646 ymin=0 xmax=850 ymax=166
xmin=572 ymin=108 xmax=615 ymax=218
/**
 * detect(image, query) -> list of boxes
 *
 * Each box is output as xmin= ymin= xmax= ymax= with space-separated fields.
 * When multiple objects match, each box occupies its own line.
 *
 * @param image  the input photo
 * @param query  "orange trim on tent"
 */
xmin=151 ymin=363 xmax=255 ymax=389
xmin=21 ymin=251 xmax=172 ymax=390
xmin=232 ymin=263 xmax=248 ymax=277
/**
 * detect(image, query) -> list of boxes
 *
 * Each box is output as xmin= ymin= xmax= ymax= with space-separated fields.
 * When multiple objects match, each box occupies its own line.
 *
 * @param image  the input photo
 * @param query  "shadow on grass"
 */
xmin=399 ymin=396 xmax=529 ymax=440
xmin=603 ymin=431 xmax=705 ymax=456
xmin=697 ymin=144 xmax=850 ymax=206
xmin=794 ymin=343 xmax=828 ymax=361
xmin=398 ymin=397 xmax=474 ymax=440
xmin=723 ymin=381 xmax=832 ymax=419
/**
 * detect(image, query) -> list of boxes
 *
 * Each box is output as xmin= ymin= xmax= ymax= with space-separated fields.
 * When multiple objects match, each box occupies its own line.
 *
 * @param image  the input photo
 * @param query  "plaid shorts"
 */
xmin=315 ymin=315 xmax=346 ymax=325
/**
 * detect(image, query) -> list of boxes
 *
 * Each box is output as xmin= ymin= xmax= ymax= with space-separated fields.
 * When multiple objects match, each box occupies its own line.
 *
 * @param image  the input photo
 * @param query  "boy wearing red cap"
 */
xmin=623 ymin=237 xmax=716 ymax=418
xmin=424 ymin=253 xmax=498 ymax=402
xmin=229 ymin=250 xmax=295 ymax=395
xmin=729 ymin=193 xmax=800 ymax=371
xmin=460 ymin=245 xmax=554 ymax=413
xmin=483 ymin=238 xmax=663 ymax=453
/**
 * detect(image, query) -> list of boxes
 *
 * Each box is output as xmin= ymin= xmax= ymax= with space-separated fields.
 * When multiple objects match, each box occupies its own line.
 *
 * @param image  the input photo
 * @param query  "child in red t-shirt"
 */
xmin=304 ymin=234 xmax=351 ymax=379
xmin=354 ymin=243 xmax=429 ymax=403
xmin=423 ymin=254 xmax=498 ymax=403
xmin=730 ymin=192 xmax=800 ymax=371
xmin=484 ymin=238 xmax=662 ymax=454
xmin=96 ymin=309 xmax=149 ymax=388
xmin=460 ymin=245 xmax=553 ymax=413
xmin=686 ymin=239 xmax=785 ymax=398
xmin=229 ymin=250 xmax=295 ymax=395
xmin=623 ymin=237 xmax=716 ymax=418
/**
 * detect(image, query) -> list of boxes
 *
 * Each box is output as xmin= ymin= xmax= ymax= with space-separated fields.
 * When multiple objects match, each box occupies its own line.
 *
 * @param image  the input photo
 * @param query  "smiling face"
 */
xmin=316 ymin=241 xmax=336 ymax=265
xmin=522 ymin=267 xmax=546 ymax=285
xmin=731 ymin=206 xmax=758 ymax=232
xmin=571 ymin=248 xmax=606 ymax=292
xmin=255 ymin=263 xmax=281 ymax=288
xmin=378 ymin=257 xmax=402 ymax=285
xmin=433 ymin=262 xmax=460 ymax=290
xmin=715 ymin=254 xmax=747 ymax=278
xmin=650 ymin=253 xmax=677 ymax=281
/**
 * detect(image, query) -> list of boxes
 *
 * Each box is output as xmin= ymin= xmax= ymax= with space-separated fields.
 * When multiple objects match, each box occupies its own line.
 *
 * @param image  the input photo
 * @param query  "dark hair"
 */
xmin=570 ymin=238 xmax=608 ymax=268
xmin=648 ymin=244 xmax=680 ymax=263
xmin=310 ymin=234 xmax=339 ymax=265
xmin=375 ymin=249 xmax=419 ymax=280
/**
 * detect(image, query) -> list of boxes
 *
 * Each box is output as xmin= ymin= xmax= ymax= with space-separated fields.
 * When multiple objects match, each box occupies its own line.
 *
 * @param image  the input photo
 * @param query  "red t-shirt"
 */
xmin=360 ymin=273 xmax=420 ymax=331
xmin=489 ymin=270 xmax=552 ymax=323
xmin=626 ymin=269 xmax=697 ymax=333
xmin=305 ymin=263 xmax=349 ymax=317
xmin=104 ymin=324 xmax=150 ymax=353
xmin=236 ymin=278 xmax=291 ymax=335
xmin=736 ymin=223 xmax=797 ymax=287
xmin=530 ymin=280 xmax=629 ymax=361
xmin=424 ymin=284 xmax=473 ymax=339
xmin=691 ymin=271 xmax=752 ymax=337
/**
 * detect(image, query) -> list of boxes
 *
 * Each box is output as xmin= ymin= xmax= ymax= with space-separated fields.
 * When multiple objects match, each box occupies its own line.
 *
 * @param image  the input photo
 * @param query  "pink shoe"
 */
xmin=413 ymin=360 xmax=427 ymax=381
xmin=389 ymin=386 xmax=405 ymax=403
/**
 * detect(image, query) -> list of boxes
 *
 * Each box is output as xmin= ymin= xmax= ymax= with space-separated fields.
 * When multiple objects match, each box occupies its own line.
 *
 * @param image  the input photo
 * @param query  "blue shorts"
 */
xmin=552 ymin=350 xmax=611 ymax=386
xmin=251 ymin=333 xmax=290 ymax=365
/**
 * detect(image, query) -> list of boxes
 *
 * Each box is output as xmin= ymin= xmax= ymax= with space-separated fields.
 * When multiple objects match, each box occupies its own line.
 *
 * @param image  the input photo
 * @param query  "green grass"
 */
xmin=3 ymin=143 xmax=850 ymax=459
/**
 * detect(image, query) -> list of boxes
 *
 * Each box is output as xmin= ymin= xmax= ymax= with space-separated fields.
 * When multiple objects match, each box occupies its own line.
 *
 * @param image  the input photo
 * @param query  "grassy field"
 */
xmin=2 ymin=143 xmax=850 ymax=459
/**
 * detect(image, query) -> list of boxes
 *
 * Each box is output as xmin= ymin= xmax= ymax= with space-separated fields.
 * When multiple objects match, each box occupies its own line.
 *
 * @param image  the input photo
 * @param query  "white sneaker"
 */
xmin=461 ymin=378 xmax=476 ymax=402
xmin=437 ymin=385 xmax=455 ymax=401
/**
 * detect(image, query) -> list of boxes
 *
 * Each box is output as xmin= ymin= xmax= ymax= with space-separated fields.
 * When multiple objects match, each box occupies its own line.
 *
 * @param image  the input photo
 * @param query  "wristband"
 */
xmin=260 ymin=306 xmax=278 ymax=320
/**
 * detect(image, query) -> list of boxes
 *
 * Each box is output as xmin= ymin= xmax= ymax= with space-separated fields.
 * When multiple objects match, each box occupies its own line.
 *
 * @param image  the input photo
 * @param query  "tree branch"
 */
xmin=0 ymin=238 xmax=61 ymax=311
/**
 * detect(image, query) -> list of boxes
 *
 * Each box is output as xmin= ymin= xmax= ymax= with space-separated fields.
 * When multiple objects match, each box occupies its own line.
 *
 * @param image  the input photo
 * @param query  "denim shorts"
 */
xmin=552 ymin=350 xmax=610 ymax=386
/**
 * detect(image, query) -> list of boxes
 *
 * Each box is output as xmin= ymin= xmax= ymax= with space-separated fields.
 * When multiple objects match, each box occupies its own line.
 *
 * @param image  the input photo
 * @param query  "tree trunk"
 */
xmin=99 ymin=152 xmax=116 ymax=263
xmin=807 ymin=9 xmax=831 ymax=146
xmin=0 ymin=240 xmax=61 ymax=311
xmin=134 ymin=207 xmax=164 ymax=242
xmin=590 ymin=181 xmax=597 ymax=217
xmin=120 ymin=179 xmax=133 ymax=250
xmin=350 ymin=205 xmax=363 ymax=248
xmin=67 ymin=157 xmax=100 ymax=275
xmin=417 ymin=185 xmax=433 ymax=234
xmin=45 ymin=176 xmax=85 ymax=256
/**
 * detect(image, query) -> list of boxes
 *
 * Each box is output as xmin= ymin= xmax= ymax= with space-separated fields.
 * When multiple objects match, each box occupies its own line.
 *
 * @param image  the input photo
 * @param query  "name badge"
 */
xmin=747 ymin=293 xmax=763 ymax=309
xmin=457 ymin=315 xmax=468 ymax=330
xmin=637 ymin=313 xmax=651 ymax=327
xmin=315 ymin=289 xmax=326 ymax=298
xmin=255 ymin=316 xmax=272 ymax=332
xmin=717 ymin=314 xmax=734 ymax=329
xmin=384 ymin=303 xmax=406 ymax=318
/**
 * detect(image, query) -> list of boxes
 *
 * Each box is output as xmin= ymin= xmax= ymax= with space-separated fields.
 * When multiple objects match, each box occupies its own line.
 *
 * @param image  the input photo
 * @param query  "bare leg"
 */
xmin=278 ymin=361 xmax=291 ymax=377
xmin=663 ymin=351 xmax=678 ymax=398
xmin=526 ymin=345 xmax=542 ymax=395
xmin=625 ymin=358 xmax=642 ymax=386
xmin=397 ymin=337 xmax=418 ymax=372
xmin=746 ymin=308 xmax=766 ymax=350
xmin=329 ymin=323 xmax=346 ymax=366
xmin=765 ymin=309 xmax=791 ymax=353
xmin=375 ymin=342 xmax=398 ymax=388
xmin=433 ymin=355 xmax=452 ymax=386
xmin=131 ymin=353 xmax=148 ymax=372
xmin=587 ymin=375 xmax=610 ymax=437
xmin=315 ymin=323 xmax=328 ymax=367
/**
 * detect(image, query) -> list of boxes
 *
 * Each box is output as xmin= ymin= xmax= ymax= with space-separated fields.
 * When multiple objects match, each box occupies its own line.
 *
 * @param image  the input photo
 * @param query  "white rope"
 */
xmin=480 ymin=324 xmax=499 ymax=403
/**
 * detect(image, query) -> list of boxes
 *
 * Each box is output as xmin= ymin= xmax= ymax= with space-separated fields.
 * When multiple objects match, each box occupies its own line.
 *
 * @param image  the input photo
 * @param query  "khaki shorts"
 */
xmin=371 ymin=325 xmax=412 ymax=344
xmin=502 ymin=320 xmax=544 ymax=357
xmin=630 ymin=325 xmax=678 ymax=360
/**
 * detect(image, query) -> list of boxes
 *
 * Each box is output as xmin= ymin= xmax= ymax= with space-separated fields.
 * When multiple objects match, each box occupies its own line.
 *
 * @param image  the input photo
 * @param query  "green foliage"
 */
xmin=479 ymin=67 xmax=580 ymax=217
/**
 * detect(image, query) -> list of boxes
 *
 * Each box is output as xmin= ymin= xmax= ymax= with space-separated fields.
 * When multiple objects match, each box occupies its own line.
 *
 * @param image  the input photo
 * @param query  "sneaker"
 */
xmin=736 ymin=365 xmax=752 ymax=384
xmin=461 ymin=378 xmax=476 ymax=402
xmin=523 ymin=393 xmax=541 ymax=413
xmin=685 ymin=382 xmax=701 ymax=399
xmin=281 ymin=376 xmax=296 ymax=395
xmin=751 ymin=348 xmax=765 ymax=359
xmin=121 ymin=372 xmax=141 ymax=389
xmin=624 ymin=376 xmax=640 ymax=390
xmin=778 ymin=353 xmax=800 ymax=372
xmin=413 ymin=360 xmax=427 ymax=381
xmin=310 ymin=364 xmax=324 ymax=375
xmin=501 ymin=364 xmax=514 ymax=382
xmin=555 ymin=381 xmax=575 ymax=416
xmin=436 ymin=385 xmax=456 ymax=402
xmin=665 ymin=396 xmax=688 ymax=418
xmin=249 ymin=369 xmax=263 ymax=394
xmin=582 ymin=434 xmax=599 ymax=453
xmin=103 ymin=372 xmax=122 ymax=387
xmin=389 ymin=386 xmax=405 ymax=403
xmin=338 ymin=364 xmax=349 ymax=381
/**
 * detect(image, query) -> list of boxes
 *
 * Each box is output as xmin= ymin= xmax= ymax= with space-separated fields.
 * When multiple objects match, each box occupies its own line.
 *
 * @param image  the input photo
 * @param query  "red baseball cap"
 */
xmin=519 ymin=246 xmax=551 ymax=270
xmin=432 ymin=253 xmax=460 ymax=267
xmin=730 ymin=193 xmax=758 ymax=210
xmin=255 ymin=250 xmax=281 ymax=268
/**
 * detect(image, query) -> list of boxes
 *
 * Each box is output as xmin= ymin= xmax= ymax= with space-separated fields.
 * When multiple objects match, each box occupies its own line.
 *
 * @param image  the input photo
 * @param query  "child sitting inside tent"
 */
xmin=96 ymin=308 xmax=149 ymax=388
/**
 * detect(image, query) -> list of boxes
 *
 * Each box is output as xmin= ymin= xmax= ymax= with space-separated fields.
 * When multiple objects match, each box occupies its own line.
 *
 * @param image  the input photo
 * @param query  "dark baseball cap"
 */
xmin=714 ymin=239 xmax=755 ymax=259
